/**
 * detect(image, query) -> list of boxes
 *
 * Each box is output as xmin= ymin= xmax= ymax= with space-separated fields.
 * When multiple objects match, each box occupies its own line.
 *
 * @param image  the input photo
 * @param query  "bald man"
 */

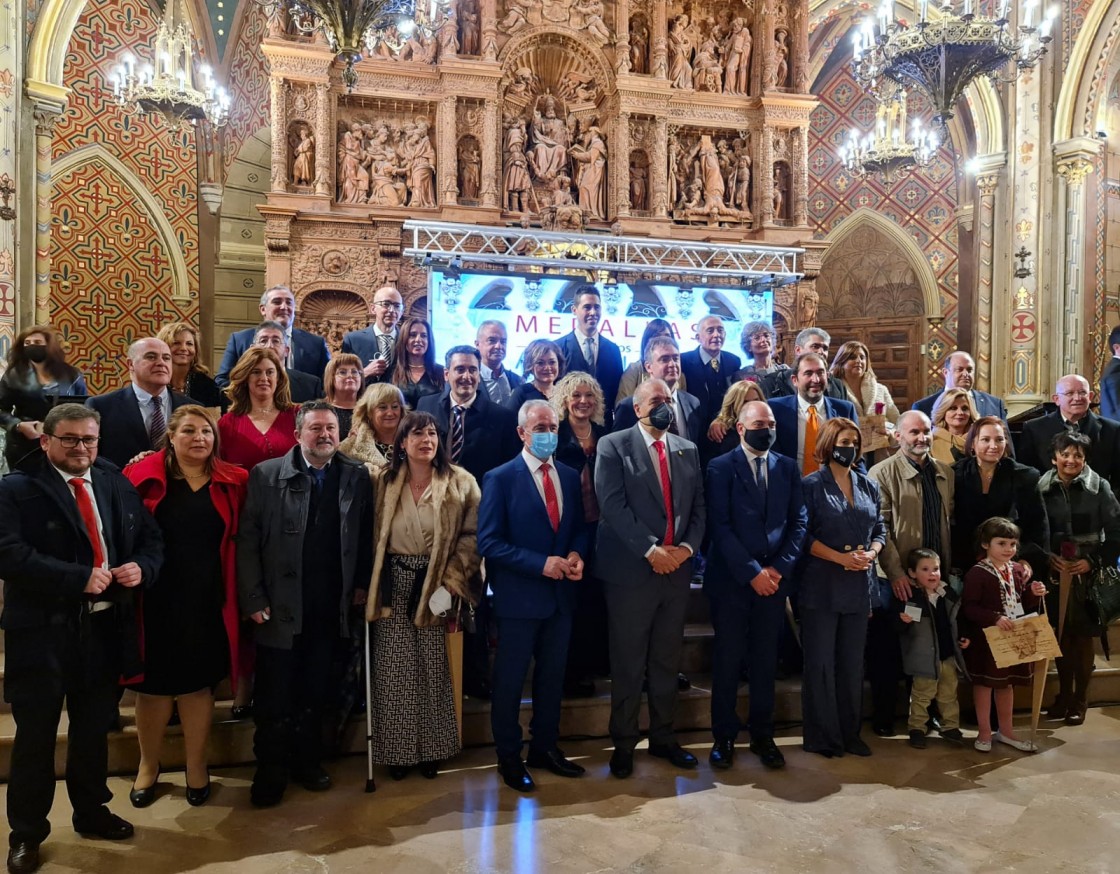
xmin=912 ymin=351 xmax=1007 ymax=421
xmin=342 ymin=286 xmax=404 ymax=383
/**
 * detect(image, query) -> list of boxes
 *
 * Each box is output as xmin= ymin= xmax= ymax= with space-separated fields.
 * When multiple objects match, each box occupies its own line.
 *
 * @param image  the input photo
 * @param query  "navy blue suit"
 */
xmin=478 ymin=455 xmax=590 ymax=759
xmin=679 ymin=348 xmax=741 ymax=425
xmin=769 ymin=395 xmax=859 ymax=466
xmin=1101 ymin=358 xmax=1120 ymax=422
xmin=556 ymin=332 xmax=624 ymax=426
xmin=912 ymin=389 xmax=1006 ymax=421
xmin=705 ymin=448 xmax=806 ymax=740
xmin=215 ymin=327 xmax=330 ymax=388
xmin=86 ymin=386 xmax=196 ymax=470
xmin=416 ymin=389 xmax=520 ymax=486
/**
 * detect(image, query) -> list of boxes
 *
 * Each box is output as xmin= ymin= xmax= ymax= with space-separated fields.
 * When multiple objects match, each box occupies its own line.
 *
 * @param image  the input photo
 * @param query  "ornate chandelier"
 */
xmin=839 ymin=90 xmax=939 ymax=180
xmin=258 ymin=0 xmax=452 ymax=90
xmin=111 ymin=1 xmax=230 ymax=131
xmin=851 ymin=0 xmax=1057 ymax=125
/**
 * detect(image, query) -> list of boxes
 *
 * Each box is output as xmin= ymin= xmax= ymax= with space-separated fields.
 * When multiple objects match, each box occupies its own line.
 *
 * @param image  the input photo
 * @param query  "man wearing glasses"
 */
xmin=1019 ymin=373 xmax=1120 ymax=489
xmin=342 ymin=286 xmax=404 ymax=384
xmin=0 ymin=404 xmax=163 ymax=873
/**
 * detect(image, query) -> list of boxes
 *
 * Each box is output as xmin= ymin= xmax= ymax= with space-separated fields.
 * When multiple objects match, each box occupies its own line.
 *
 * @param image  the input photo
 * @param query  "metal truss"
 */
xmin=402 ymin=221 xmax=803 ymax=285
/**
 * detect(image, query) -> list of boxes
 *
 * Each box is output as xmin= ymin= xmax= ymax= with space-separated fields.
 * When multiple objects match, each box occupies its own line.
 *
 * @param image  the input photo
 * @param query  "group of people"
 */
xmin=1 ymin=282 xmax=1119 ymax=874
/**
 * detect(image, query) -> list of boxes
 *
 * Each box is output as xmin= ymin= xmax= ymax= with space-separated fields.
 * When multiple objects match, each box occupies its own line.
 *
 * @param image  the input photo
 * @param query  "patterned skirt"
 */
xmin=369 ymin=554 xmax=461 ymax=766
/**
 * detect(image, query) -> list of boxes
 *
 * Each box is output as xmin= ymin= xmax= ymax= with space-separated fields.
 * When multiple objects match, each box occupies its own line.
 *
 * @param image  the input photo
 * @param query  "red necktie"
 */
xmin=70 ymin=477 xmax=105 ymax=569
xmin=653 ymin=440 xmax=674 ymax=545
xmin=540 ymin=462 xmax=560 ymax=532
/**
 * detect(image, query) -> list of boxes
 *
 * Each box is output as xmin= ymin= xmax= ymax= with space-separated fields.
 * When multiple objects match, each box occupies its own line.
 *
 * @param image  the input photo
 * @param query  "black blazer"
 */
xmin=613 ymin=388 xmax=705 ymax=446
xmin=216 ymin=327 xmax=331 ymax=387
xmin=287 ymin=369 xmax=324 ymax=403
xmin=1018 ymin=410 xmax=1120 ymax=492
xmin=1101 ymin=357 xmax=1120 ymax=422
xmin=679 ymin=348 xmax=742 ymax=424
xmin=416 ymin=389 xmax=520 ymax=485
xmin=86 ymin=386 xmax=196 ymax=470
xmin=555 ymin=332 xmax=624 ymax=423
xmin=761 ymin=368 xmax=849 ymax=402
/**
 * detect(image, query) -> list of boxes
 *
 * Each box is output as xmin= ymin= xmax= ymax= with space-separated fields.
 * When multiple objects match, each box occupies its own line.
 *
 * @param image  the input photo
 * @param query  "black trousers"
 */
xmin=253 ymin=632 xmax=340 ymax=787
xmin=6 ymin=614 xmax=119 ymax=847
xmin=866 ymin=608 xmax=905 ymax=727
xmin=462 ymin=591 xmax=492 ymax=694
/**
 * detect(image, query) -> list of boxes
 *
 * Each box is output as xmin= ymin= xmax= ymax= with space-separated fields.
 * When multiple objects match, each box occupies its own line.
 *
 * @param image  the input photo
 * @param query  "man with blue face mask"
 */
xmin=477 ymin=400 xmax=591 ymax=792
xmin=704 ymin=401 xmax=807 ymax=771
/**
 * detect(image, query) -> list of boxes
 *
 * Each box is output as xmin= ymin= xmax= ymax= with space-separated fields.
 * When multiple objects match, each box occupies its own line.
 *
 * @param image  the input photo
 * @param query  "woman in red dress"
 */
xmin=218 ymin=347 xmax=297 ymax=472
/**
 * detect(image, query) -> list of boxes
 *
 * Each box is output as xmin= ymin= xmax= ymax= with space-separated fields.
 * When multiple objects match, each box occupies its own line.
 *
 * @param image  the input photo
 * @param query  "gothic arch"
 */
xmin=52 ymin=144 xmax=191 ymax=302
xmin=1054 ymin=0 xmax=1120 ymax=139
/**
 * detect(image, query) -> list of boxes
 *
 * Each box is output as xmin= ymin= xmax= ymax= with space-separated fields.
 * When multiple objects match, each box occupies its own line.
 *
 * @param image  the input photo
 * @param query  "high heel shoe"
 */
xmin=186 ymin=775 xmax=211 ymax=807
xmin=388 ymin=765 xmax=410 ymax=781
xmin=129 ymin=768 xmax=160 ymax=808
xmin=418 ymin=761 xmax=439 ymax=779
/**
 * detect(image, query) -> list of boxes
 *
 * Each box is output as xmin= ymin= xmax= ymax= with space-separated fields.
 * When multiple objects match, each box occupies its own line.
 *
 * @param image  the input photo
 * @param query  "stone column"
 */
xmin=754 ymin=4 xmax=775 ymax=95
xmin=481 ymin=0 xmax=498 ymax=61
xmin=481 ymin=99 xmax=500 ymax=209
xmin=792 ymin=126 xmax=808 ymax=227
xmin=313 ymin=83 xmax=332 ymax=197
xmin=791 ymin=0 xmax=809 ymax=93
xmin=438 ymin=95 xmax=458 ymax=206
xmin=758 ymin=126 xmax=774 ymax=224
xmin=651 ymin=0 xmax=668 ymax=80
xmin=33 ymin=109 xmax=59 ymax=323
xmin=974 ymin=164 xmax=1001 ymax=391
xmin=615 ymin=8 xmax=631 ymax=75
xmin=1054 ymin=137 xmax=1101 ymax=377
xmin=270 ymin=77 xmax=288 ymax=193
xmin=652 ymin=118 xmax=669 ymax=218
xmin=615 ymin=111 xmax=631 ymax=218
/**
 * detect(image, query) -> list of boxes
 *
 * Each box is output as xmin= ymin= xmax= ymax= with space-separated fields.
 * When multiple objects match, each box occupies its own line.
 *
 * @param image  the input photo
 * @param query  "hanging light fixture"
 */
xmin=257 ymin=0 xmax=452 ymax=91
xmin=851 ymin=0 xmax=1058 ymax=126
xmin=839 ymin=89 xmax=940 ymax=181
xmin=111 ymin=1 xmax=231 ymax=131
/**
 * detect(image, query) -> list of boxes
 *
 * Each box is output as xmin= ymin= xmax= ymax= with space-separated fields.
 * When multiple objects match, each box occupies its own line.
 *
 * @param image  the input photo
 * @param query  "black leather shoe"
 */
xmin=6 ymin=842 xmax=38 ymax=874
xmin=872 ymin=723 xmax=894 ymax=738
xmin=388 ymin=766 xmax=411 ymax=781
xmin=563 ymin=677 xmax=596 ymax=698
xmin=74 ymin=811 xmax=134 ymax=841
xmin=129 ymin=771 xmax=158 ymax=809
xmin=527 ymin=748 xmax=585 ymax=777
xmin=677 ymin=673 xmax=692 ymax=691
xmin=708 ymin=739 xmax=735 ymax=770
xmin=250 ymin=780 xmax=285 ymax=808
xmin=648 ymin=743 xmax=698 ymax=769
xmin=186 ymin=777 xmax=212 ymax=807
xmin=497 ymin=756 xmax=535 ymax=792
xmin=609 ymin=748 xmax=634 ymax=778
xmin=418 ymin=761 xmax=440 ymax=779
xmin=464 ymin=680 xmax=492 ymax=700
xmin=844 ymin=738 xmax=873 ymax=757
xmin=230 ymin=704 xmax=253 ymax=720
xmin=293 ymin=767 xmax=332 ymax=792
xmin=749 ymin=737 xmax=786 ymax=769
xmin=908 ymin=730 xmax=928 ymax=749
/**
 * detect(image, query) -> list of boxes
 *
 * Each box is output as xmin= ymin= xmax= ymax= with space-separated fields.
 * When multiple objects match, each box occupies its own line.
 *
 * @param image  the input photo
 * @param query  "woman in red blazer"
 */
xmin=124 ymin=405 xmax=248 ymax=807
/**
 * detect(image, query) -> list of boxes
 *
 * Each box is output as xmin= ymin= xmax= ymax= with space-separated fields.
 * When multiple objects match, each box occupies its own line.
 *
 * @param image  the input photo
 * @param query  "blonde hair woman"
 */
xmin=931 ymin=388 xmax=979 ymax=465
xmin=339 ymin=382 xmax=406 ymax=468
xmin=157 ymin=321 xmax=224 ymax=409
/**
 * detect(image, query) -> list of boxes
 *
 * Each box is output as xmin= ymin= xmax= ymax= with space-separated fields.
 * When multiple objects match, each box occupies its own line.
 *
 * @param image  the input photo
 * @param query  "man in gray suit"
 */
xmin=595 ymin=379 xmax=706 ymax=779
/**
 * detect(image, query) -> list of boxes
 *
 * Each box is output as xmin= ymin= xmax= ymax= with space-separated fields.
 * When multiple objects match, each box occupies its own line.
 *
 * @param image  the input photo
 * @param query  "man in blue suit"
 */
xmin=770 ymin=352 xmax=859 ymax=474
xmin=478 ymin=400 xmax=590 ymax=792
xmin=215 ymin=286 xmax=331 ymax=387
xmin=679 ymin=315 xmax=742 ymax=426
xmin=705 ymin=400 xmax=806 ymax=770
xmin=1099 ymin=326 xmax=1120 ymax=421
xmin=911 ymin=351 xmax=1007 ymax=421
xmin=555 ymin=286 xmax=624 ymax=424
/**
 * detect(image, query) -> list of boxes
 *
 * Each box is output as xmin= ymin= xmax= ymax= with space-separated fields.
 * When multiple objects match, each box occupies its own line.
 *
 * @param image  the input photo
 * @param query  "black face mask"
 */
xmin=645 ymin=403 xmax=674 ymax=432
xmin=831 ymin=445 xmax=859 ymax=468
xmin=743 ymin=427 xmax=777 ymax=453
xmin=23 ymin=345 xmax=48 ymax=364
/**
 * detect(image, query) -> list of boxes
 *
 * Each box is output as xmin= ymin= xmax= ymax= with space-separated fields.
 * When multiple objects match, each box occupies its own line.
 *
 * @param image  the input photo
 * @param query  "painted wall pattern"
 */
xmin=221 ymin=1 xmax=271 ymax=183
xmin=50 ymin=0 xmax=199 ymax=393
xmin=0 ymin=0 xmax=18 ymax=356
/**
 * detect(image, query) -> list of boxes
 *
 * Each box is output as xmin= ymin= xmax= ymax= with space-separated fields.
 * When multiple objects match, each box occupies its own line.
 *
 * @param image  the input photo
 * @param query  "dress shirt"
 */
xmin=131 ymin=383 xmax=171 ymax=437
xmin=520 ymin=448 xmax=564 ymax=519
xmin=741 ymin=443 xmax=769 ymax=489
xmin=670 ymin=388 xmax=686 ymax=437
xmin=450 ymin=391 xmax=478 ymax=411
xmin=481 ymin=363 xmax=513 ymax=405
xmin=637 ymin=425 xmax=693 ymax=556
xmin=796 ymin=394 xmax=826 ymax=472
xmin=374 ymin=328 xmax=396 ymax=358
xmin=577 ymin=330 xmax=599 ymax=366
xmin=51 ymin=463 xmax=108 ymax=570
xmin=698 ymin=348 xmax=716 ymax=367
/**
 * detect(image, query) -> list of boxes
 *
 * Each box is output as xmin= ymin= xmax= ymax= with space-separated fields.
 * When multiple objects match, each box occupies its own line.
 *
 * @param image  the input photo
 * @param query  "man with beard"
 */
xmin=769 ymin=352 xmax=859 ymax=475
xmin=760 ymin=327 xmax=849 ymax=401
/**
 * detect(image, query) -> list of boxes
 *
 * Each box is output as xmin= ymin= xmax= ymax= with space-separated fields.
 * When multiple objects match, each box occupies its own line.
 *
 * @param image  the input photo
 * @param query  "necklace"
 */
xmin=571 ymin=421 xmax=592 ymax=440
xmin=251 ymin=407 xmax=275 ymax=415
xmin=408 ymin=363 xmax=425 ymax=371
xmin=409 ymin=476 xmax=432 ymax=498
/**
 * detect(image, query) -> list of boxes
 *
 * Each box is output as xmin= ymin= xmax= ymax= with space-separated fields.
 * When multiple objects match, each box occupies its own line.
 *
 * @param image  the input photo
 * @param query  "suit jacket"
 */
xmin=416 ymin=389 xmax=520 ymax=485
xmin=0 ymin=457 xmax=163 ymax=642
xmin=216 ymin=327 xmax=331 ymax=387
xmin=769 ymin=394 xmax=860 ymax=464
xmin=556 ymin=331 xmax=624 ymax=421
xmin=704 ymin=448 xmax=806 ymax=596
xmin=612 ymin=388 xmax=705 ymax=445
xmin=761 ymin=369 xmax=849 ymax=402
xmin=87 ymin=386 xmax=196 ymax=470
xmin=913 ymin=388 xmax=1007 ymax=421
xmin=287 ymin=368 xmax=324 ymax=403
xmin=478 ymin=456 xmax=591 ymax=619
xmin=593 ymin=425 xmax=706 ymax=585
xmin=679 ymin=348 xmax=742 ymax=424
xmin=1101 ymin=357 xmax=1120 ymax=422
xmin=341 ymin=326 xmax=398 ymax=384
xmin=1018 ymin=409 xmax=1120 ymax=491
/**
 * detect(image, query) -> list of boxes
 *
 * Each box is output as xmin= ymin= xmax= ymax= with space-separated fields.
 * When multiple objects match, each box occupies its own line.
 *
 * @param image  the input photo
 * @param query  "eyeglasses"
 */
xmin=49 ymin=435 xmax=99 ymax=448
xmin=374 ymin=302 xmax=404 ymax=311
xmin=1058 ymin=391 xmax=1090 ymax=398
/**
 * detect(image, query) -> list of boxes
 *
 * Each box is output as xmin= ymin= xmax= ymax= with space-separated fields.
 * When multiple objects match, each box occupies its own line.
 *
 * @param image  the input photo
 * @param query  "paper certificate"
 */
xmin=983 ymin=615 xmax=1063 ymax=668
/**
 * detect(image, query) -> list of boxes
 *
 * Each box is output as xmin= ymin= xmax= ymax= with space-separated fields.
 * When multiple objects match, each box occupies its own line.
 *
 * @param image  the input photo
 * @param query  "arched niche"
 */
xmin=628 ymin=148 xmax=650 ymax=213
xmin=296 ymin=286 xmax=369 ymax=354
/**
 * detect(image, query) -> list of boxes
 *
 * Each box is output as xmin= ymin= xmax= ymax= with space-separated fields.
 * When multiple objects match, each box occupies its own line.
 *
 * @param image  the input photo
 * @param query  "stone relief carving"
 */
xmin=769 ymin=29 xmax=790 ymax=90
xmin=663 ymin=6 xmax=757 ymax=95
xmin=457 ymin=135 xmax=482 ymax=201
xmin=569 ymin=121 xmax=608 ymax=219
xmin=629 ymin=15 xmax=650 ymax=74
xmin=503 ymin=117 xmax=533 ymax=211
xmin=459 ymin=0 xmax=481 ymax=54
xmin=289 ymin=123 xmax=315 ymax=187
xmin=669 ymin=130 xmax=752 ymax=226
xmin=497 ymin=0 xmax=607 ymax=45
xmin=335 ymin=113 xmax=437 ymax=208
xmin=629 ymin=150 xmax=649 ymax=211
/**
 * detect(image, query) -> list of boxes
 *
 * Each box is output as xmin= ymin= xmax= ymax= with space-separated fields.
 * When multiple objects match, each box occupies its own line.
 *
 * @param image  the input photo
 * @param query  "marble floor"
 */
xmin=8 ymin=708 xmax=1120 ymax=873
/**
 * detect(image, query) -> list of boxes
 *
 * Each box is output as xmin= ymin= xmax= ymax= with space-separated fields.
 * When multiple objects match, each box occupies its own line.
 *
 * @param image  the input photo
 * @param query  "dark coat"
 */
xmin=894 ymin=588 xmax=966 ymax=680
xmin=236 ymin=447 xmax=374 ymax=649
xmin=769 ymin=394 xmax=860 ymax=464
xmin=1018 ymin=410 xmax=1120 ymax=492
xmin=555 ymin=332 xmax=624 ymax=423
xmin=86 ymin=386 xmax=196 ymax=470
xmin=0 ymin=364 xmax=88 ymax=469
xmin=761 ymin=369 xmax=849 ymax=402
xmin=416 ymin=389 xmax=520 ymax=485
xmin=341 ymin=326 xmax=397 ymax=384
xmin=216 ymin=327 xmax=331 ymax=387
xmin=679 ymin=348 xmax=742 ymax=425
xmin=287 ymin=368 xmax=324 ymax=403
xmin=182 ymin=369 xmax=225 ymax=411
xmin=1100 ymin=357 xmax=1120 ymax=422
xmin=612 ymin=388 xmax=705 ymax=446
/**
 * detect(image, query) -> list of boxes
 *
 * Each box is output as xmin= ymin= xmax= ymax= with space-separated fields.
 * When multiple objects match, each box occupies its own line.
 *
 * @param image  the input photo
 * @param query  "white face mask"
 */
xmin=428 ymin=585 xmax=454 ymax=617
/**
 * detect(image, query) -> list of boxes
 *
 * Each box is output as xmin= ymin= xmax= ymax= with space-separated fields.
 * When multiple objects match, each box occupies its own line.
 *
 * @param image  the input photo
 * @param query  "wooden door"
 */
xmin=817 ymin=317 xmax=926 ymax=410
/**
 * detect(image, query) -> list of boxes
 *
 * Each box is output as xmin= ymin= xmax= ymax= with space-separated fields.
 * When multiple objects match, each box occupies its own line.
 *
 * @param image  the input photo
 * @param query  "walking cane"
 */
xmin=364 ymin=617 xmax=376 ymax=793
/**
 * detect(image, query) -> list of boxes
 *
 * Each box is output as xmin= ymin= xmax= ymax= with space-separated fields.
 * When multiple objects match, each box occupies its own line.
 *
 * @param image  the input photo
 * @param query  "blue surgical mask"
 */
xmin=529 ymin=431 xmax=558 ymax=461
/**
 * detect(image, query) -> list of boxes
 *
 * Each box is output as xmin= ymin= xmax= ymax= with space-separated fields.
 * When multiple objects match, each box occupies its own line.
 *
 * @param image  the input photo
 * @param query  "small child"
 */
xmin=961 ymin=517 xmax=1047 ymax=753
xmin=898 ymin=548 xmax=969 ymax=749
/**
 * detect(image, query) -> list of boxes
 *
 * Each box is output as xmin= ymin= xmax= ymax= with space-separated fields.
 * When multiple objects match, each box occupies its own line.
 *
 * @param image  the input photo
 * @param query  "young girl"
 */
xmin=961 ymin=517 xmax=1047 ymax=752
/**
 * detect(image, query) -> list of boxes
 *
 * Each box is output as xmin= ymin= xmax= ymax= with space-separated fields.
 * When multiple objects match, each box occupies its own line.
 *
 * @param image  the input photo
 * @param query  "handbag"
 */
xmin=1088 ymin=564 xmax=1120 ymax=629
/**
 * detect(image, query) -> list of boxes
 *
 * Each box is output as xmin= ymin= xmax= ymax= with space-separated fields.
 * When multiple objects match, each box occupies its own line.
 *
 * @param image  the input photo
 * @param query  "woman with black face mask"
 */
xmin=799 ymin=416 xmax=888 ymax=759
xmin=0 ymin=325 xmax=87 ymax=472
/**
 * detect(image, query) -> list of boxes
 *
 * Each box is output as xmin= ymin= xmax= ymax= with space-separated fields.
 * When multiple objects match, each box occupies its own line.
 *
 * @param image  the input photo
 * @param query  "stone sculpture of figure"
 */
xmin=723 ymin=18 xmax=752 ymax=94
xmin=368 ymin=156 xmax=406 ymax=206
xmin=629 ymin=17 xmax=649 ymax=73
xmin=772 ymin=167 xmax=784 ymax=219
xmin=292 ymin=126 xmax=315 ymax=186
xmin=694 ymin=37 xmax=723 ymax=92
xmin=729 ymin=148 xmax=752 ymax=218
xmin=507 ymin=67 xmax=539 ymax=99
xmin=772 ymin=30 xmax=789 ymax=89
xmin=569 ymin=125 xmax=608 ymax=220
xmin=498 ymin=0 xmax=533 ymax=34
xmin=798 ymin=285 xmax=819 ymax=326
xmin=504 ymin=119 xmax=532 ymax=212
xmin=691 ymin=134 xmax=725 ymax=208
xmin=337 ymin=128 xmax=367 ymax=203
xmin=667 ymin=136 xmax=682 ymax=207
xmin=629 ymin=160 xmax=648 ymax=211
xmin=404 ymin=121 xmax=438 ymax=208
xmin=438 ymin=10 xmax=460 ymax=60
xmin=458 ymin=140 xmax=481 ymax=200
xmin=573 ymin=0 xmax=611 ymax=44
xmin=528 ymin=97 xmax=569 ymax=182
xmin=548 ymin=174 xmax=584 ymax=230
xmin=459 ymin=0 xmax=481 ymax=53
xmin=668 ymin=15 xmax=694 ymax=89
